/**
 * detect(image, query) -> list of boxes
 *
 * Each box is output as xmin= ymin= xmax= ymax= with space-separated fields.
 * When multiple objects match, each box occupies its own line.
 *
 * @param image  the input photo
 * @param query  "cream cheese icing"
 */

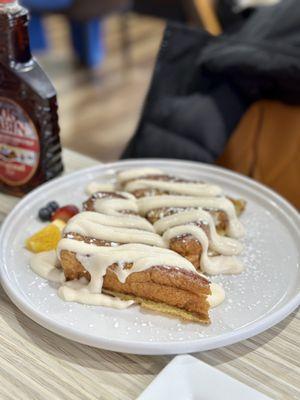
xmin=84 ymin=181 xmax=245 ymax=273
xmin=208 ymin=283 xmax=225 ymax=307
xmin=86 ymin=182 xmax=116 ymax=195
xmin=30 ymin=250 xmax=65 ymax=283
xmin=64 ymin=205 xmax=243 ymax=274
xmin=123 ymin=179 xmax=222 ymax=197
xmin=58 ymin=278 xmax=135 ymax=309
xmin=28 ymin=168 xmax=246 ymax=316
xmin=30 ymin=245 xmax=225 ymax=309
xmin=93 ymin=197 xmax=138 ymax=215
xmin=137 ymin=195 xmax=245 ymax=239
xmin=64 ymin=216 xmax=166 ymax=247
xmin=117 ymin=168 xmax=164 ymax=183
xmin=70 ymin=211 xmax=155 ymax=232
xmin=163 ymin=225 xmax=244 ymax=275
xmin=153 ymin=209 xmax=243 ymax=255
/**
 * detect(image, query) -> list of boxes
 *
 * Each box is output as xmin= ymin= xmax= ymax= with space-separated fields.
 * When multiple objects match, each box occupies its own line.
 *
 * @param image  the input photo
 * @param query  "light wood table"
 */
xmin=0 ymin=149 xmax=299 ymax=400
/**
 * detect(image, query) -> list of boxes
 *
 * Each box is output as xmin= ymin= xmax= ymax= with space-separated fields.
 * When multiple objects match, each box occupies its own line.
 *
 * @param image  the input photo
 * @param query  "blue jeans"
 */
xmin=22 ymin=0 xmax=105 ymax=68
xmin=22 ymin=0 xmax=73 ymax=11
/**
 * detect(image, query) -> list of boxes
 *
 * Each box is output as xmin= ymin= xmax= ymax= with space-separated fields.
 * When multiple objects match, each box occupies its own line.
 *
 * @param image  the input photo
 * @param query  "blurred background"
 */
xmin=21 ymin=1 xmax=168 ymax=161
xmin=20 ymin=0 xmax=251 ymax=161
xmin=20 ymin=0 xmax=299 ymax=207
xmin=34 ymin=14 xmax=163 ymax=162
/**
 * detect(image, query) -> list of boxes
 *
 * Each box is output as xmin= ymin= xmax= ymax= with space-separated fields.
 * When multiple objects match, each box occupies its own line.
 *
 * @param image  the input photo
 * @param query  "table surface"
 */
xmin=0 ymin=148 xmax=299 ymax=400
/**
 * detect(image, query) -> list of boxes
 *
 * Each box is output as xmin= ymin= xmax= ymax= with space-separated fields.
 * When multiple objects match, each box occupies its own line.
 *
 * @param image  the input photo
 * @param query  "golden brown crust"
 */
xmin=104 ymin=290 xmax=210 ymax=324
xmin=61 ymin=249 xmax=90 ymax=281
xmin=168 ymin=222 xmax=209 ymax=269
xmin=60 ymin=249 xmax=210 ymax=292
xmin=60 ymin=247 xmax=211 ymax=323
xmin=170 ymin=235 xmax=203 ymax=270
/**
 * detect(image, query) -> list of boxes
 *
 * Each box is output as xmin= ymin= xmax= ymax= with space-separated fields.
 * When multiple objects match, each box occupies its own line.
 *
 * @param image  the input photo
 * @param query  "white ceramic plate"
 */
xmin=137 ymin=355 xmax=273 ymax=399
xmin=0 ymin=159 xmax=299 ymax=355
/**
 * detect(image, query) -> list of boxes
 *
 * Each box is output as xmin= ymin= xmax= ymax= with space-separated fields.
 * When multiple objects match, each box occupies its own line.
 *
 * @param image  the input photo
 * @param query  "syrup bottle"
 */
xmin=0 ymin=0 xmax=63 ymax=196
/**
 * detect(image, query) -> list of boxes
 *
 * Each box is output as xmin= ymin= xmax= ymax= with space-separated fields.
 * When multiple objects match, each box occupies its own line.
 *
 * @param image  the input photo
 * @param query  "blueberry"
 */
xmin=46 ymin=201 xmax=59 ymax=212
xmin=38 ymin=207 xmax=52 ymax=222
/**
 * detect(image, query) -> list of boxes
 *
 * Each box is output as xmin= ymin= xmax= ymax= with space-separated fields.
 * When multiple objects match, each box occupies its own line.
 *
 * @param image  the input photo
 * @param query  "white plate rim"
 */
xmin=0 ymin=158 xmax=299 ymax=355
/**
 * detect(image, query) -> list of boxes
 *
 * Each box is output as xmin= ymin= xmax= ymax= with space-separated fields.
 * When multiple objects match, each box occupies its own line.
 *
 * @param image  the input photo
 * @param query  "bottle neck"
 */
xmin=0 ymin=2 xmax=32 ymax=65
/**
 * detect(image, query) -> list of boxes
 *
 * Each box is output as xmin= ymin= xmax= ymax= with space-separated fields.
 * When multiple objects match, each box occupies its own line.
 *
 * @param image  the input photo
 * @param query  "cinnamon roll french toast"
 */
xmin=117 ymin=168 xmax=246 ymax=232
xmin=27 ymin=166 xmax=248 ymax=325
xmin=58 ymin=211 xmax=214 ymax=324
xmin=84 ymin=168 xmax=245 ymax=274
xmin=114 ymin=168 xmax=245 ymax=273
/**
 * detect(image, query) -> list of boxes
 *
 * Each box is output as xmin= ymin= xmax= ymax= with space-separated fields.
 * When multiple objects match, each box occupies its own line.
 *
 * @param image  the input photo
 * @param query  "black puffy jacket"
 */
xmin=123 ymin=0 xmax=300 ymax=162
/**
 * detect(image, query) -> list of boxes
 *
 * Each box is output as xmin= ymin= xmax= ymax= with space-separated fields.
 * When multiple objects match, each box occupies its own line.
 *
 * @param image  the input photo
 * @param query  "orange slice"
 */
xmin=26 ymin=223 xmax=63 ymax=253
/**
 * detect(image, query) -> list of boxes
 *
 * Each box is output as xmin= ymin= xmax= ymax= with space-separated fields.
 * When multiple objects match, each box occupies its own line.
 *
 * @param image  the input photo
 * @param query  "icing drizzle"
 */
xmin=29 ymin=167 xmax=246 ymax=314
xmin=137 ymin=195 xmax=245 ymax=239
xmin=123 ymin=179 xmax=222 ymax=197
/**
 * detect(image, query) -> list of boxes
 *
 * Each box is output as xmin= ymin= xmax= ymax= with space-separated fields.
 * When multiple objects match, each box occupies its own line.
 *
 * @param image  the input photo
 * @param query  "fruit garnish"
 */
xmin=25 ymin=223 xmax=62 ymax=253
xmin=38 ymin=207 xmax=52 ymax=222
xmin=51 ymin=205 xmax=79 ymax=223
xmin=38 ymin=201 xmax=60 ymax=222
xmin=47 ymin=201 xmax=59 ymax=213
xmin=52 ymin=219 xmax=66 ymax=231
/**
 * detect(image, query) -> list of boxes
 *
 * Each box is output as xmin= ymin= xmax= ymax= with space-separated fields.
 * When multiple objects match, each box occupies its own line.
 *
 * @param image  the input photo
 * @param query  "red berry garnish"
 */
xmin=51 ymin=205 xmax=79 ymax=223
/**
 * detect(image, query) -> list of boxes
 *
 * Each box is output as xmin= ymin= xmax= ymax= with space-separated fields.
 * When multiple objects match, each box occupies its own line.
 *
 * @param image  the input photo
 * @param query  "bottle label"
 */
xmin=0 ymin=97 xmax=40 ymax=186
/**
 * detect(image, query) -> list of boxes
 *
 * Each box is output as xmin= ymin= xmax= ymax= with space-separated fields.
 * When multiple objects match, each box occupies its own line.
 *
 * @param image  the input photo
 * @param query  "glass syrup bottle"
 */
xmin=0 ymin=0 xmax=63 ymax=196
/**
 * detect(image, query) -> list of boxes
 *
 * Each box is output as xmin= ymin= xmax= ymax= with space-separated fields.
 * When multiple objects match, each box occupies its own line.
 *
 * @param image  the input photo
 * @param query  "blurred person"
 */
xmin=123 ymin=0 xmax=300 ymax=207
xmin=22 ymin=0 xmax=104 ymax=68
